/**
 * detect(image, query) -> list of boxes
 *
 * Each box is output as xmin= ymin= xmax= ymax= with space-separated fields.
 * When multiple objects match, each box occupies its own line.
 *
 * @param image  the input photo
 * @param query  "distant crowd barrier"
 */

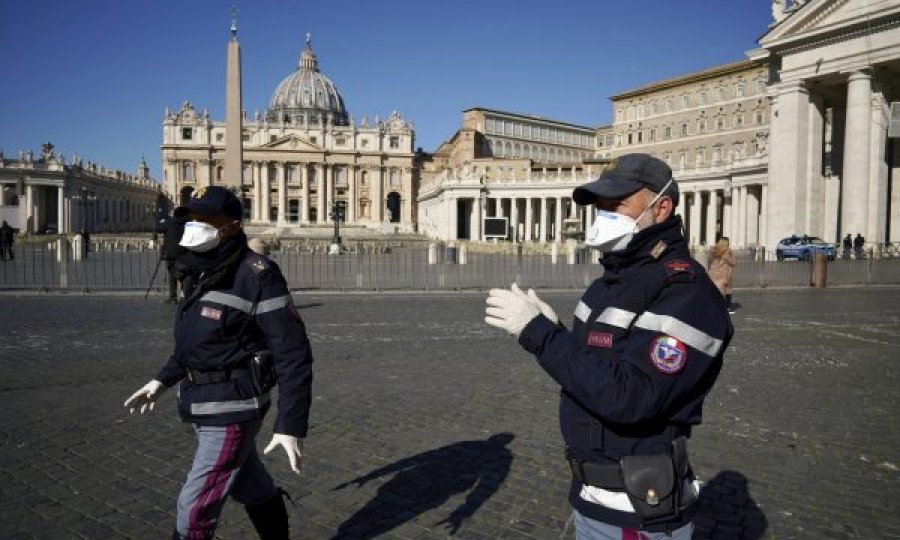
xmin=2 ymin=238 xmax=900 ymax=292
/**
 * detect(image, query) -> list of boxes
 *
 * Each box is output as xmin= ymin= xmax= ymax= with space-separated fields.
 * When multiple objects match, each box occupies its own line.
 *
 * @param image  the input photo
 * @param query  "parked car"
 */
xmin=775 ymin=235 xmax=836 ymax=261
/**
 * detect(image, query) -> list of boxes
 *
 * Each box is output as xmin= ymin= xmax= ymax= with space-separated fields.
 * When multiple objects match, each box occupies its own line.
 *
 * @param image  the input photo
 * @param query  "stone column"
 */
xmin=374 ymin=167 xmax=384 ymax=222
xmin=348 ymin=166 xmax=357 ymax=223
xmin=25 ymin=185 xmax=34 ymax=233
xmin=706 ymin=189 xmax=718 ymax=244
xmin=737 ymin=186 xmax=748 ymax=247
xmin=525 ymin=197 xmax=534 ymax=242
xmin=765 ymin=81 xmax=810 ymax=249
xmin=316 ymin=164 xmax=325 ymax=224
xmin=277 ymin=163 xmax=287 ymax=225
xmin=868 ymin=85 xmax=890 ymax=243
xmin=57 ymin=187 xmax=65 ymax=234
xmin=402 ymin=168 xmax=413 ymax=224
xmin=539 ymin=197 xmax=548 ymax=242
xmin=723 ymin=191 xmax=733 ymax=241
xmin=510 ymin=197 xmax=519 ymax=242
xmin=447 ymin=196 xmax=458 ymax=240
xmin=262 ymin=163 xmax=272 ymax=223
xmin=805 ymin=92 xmax=826 ymax=237
xmin=497 ymin=197 xmax=505 ymax=218
xmin=251 ymin=162 xmax=259 ymax=222
xmin=301 ymin=163 xmax=310 ymax=224
xmin=555 ymin=196 xmax=563 ymax=241
xmin=472 ymin=196 xmax=483 ymax=241
xmin=747 ymin=187 xmax=760 ymax=245
xmin=689 ymin=191 xmax=702 ymax=246
xmin=325 ymin=165 xmax=334 ymax=223
xmin=841 ymin=70 xmax=872 ymax=240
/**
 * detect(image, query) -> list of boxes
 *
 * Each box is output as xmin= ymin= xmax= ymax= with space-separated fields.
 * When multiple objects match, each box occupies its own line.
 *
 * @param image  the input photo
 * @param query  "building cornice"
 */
xmin=610 ymin=59 xmax=763 ymax=101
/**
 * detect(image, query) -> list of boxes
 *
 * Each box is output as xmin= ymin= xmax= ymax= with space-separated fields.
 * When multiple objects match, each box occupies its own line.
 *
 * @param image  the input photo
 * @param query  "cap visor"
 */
xmin=173 ymin=201 xmax=219 ymax=218
xmin=573 ymin=176 xmax=642 ymax=205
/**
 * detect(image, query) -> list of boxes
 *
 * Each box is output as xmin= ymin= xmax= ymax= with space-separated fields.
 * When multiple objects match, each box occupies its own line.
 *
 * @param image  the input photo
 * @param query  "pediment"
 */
xmin=258 ymin=135 xmax=322 ymax=151
xmin=761 ymin=0 xmax=900 ymax=47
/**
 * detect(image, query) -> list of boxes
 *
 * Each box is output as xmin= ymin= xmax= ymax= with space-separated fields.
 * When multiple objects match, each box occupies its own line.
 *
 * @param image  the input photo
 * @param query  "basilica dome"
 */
xmin=267 ymin=36 xmax=349 ymax=126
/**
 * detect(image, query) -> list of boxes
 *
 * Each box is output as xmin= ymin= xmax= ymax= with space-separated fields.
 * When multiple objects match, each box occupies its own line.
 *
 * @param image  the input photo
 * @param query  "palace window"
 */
xmin=664 ymin=126 xmax=672 ymax=139
xmin=215 ymin=133 xmax=224 ymax=143
xmin=681 ymin=95 xmax=689 ymax=108
xmin=181 ymin=128 xmax=193 ymax=140
xmin=735 ymin=83 xmax=745 ymax=97
xmin=681 ymin=123 xmax=688 ymax=137
xmin=389 ymin=136 xmax=400 ymax=149
xmin=649 ymin=128 xmax=656 ymax=142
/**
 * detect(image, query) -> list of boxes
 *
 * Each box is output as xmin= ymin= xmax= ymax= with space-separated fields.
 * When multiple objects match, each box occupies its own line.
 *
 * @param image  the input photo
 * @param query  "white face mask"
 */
xmin=584 ymin=179 xmax=673 ymax=251
xmin=179 ymin=221 xmax=222 ymax=252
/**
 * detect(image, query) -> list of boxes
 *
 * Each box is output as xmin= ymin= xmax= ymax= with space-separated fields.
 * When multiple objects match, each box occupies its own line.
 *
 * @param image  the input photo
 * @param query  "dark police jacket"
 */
xmin=155 ymin=242 xmax=314 ymax=438
xmin=518 ymin=216 xmax=732 ymax=530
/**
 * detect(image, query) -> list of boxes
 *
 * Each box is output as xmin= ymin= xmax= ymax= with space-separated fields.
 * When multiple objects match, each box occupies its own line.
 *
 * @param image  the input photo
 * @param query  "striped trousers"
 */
xmin=175 ymin=420 xmax=277 ymax=539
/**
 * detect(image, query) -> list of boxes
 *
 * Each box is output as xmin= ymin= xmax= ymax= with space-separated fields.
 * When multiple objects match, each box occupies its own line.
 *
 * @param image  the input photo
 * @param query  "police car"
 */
xmin=775 ymin=235 xmax=836 ymax=261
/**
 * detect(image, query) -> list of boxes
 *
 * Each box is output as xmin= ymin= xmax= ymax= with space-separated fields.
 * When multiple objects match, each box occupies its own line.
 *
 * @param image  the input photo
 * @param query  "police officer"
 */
xmin=485 ymin=154 xmax=732 ymax=539
xmin=124 ymin=186 xmax=314 ymax=539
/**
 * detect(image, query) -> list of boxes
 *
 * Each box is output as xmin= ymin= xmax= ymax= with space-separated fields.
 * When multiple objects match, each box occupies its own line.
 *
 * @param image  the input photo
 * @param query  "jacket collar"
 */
xmin=600 ymin=215 xmax=690 ymax=274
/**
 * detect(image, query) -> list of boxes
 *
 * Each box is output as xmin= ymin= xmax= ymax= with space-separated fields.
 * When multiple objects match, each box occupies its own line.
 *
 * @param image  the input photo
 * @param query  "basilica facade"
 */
xmin=161 ymin=38 xmax=418 ymax=235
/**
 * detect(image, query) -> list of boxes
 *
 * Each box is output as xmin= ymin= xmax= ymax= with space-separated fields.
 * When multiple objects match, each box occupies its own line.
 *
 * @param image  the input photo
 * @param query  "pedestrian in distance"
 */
xmin=708 ymin=237 xmax=735 ymax=314
xmin=842 ymin=233 xmax=852 ymax=260
xmin=160 ymin=215 xmax=189 ymax=303
xmin=854 ymin=233 xmax=865 ymax=259
xmin=0 ymin=220 xmax=16 ymax=261
xmin=123 ymin=186 xmax=314 ymax=540
xmin=484 ymin=153 xmax=733 ymax=539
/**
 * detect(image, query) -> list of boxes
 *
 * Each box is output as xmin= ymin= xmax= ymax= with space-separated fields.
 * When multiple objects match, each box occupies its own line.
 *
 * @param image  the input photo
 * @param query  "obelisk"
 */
xmin=224 ymin=9 xmax=243 ymax=188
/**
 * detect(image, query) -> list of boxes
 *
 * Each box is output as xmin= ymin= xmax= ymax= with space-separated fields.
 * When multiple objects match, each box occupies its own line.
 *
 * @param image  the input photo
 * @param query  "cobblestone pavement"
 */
xmin=1 ymin=287 xmax=899 ymax=539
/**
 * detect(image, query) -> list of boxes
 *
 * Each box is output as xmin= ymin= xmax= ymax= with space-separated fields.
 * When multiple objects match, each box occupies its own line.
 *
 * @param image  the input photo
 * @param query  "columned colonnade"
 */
xmin=240 ymin=160 xmax=411 ymax=226
xmin=679 ymin=182 xmax=767 ymax=247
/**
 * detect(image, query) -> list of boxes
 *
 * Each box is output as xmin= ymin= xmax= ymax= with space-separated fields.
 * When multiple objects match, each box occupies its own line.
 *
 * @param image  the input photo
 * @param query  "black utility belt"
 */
xmin=186 ymin=367 xmax=250 ymax=384
xmin=566 ymin=437 xmax=694 ymax=527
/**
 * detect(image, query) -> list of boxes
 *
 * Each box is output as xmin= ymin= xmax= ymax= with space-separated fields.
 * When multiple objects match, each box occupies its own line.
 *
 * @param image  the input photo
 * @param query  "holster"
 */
xmin=618 ymin=436 xmax=691 ymax=526
xmin=619 ymin=453 xmax=677 ymax=526
xmin=248 ymin=350 xmax=276 ymax=395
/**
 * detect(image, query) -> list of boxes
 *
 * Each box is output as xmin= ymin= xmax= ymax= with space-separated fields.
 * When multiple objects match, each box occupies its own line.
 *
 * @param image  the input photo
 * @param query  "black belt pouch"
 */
xmin=248 ymin=350 xmax=276 ymax=395
xmin=619 ymin=453 xmax=678 ymax=525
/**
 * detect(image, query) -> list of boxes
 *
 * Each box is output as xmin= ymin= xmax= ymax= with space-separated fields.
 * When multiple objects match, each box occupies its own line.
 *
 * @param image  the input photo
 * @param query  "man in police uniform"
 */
xmin=485 ymin=154 xmax=732 ymax=539
xmin=124 ymin=186 xmax=314 ymax=539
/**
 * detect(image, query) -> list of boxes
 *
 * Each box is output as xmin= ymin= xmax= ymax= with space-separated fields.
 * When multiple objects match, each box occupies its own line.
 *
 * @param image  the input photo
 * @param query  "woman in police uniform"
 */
xmin=124 ymin=186 xmax=314 ymax=540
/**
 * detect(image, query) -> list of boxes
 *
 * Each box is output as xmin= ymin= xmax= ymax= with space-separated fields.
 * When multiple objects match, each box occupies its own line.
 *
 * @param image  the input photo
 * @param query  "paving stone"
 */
xmin=0 ymin=288 xmax=898 ymax=537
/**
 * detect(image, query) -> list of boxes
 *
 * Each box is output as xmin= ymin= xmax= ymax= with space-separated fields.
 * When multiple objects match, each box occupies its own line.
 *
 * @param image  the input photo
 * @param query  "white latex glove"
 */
xmin=123 ymin=379 xmax=166 ymax=414
xmin=485 ymin=283 xmax=541 ymax=337
xmin=264 ymin=434 xmax=304 ymax=475
xmin=526 ymin=287 xmax=559 ymax=324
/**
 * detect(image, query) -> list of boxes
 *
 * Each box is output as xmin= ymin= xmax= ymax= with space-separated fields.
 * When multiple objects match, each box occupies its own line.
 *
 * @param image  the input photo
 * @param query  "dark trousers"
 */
xmin=166 ymin=260 xmax=179 ymax=300
xmin=0 ymin=244 xmax=12 ymax=261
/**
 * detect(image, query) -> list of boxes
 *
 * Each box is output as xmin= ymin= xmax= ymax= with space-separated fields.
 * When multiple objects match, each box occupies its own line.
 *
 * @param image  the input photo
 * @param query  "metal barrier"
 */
xmin=3 ymin=239 xmax=900 ymax=292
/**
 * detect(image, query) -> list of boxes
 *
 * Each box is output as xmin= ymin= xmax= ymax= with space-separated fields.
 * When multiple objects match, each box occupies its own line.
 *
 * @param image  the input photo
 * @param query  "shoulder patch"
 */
xmin=649 ymin=335 xmax=688 ymax=374
xmin=664 ymin=259 xmax=695 ymax=284
xmin=245 ymin=253 xmax=270 ymax=276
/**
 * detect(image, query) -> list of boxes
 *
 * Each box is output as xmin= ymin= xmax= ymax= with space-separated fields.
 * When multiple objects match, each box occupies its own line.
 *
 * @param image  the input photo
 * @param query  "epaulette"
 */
xmin=663 ymin=259 xmax=695 ymax=285
xmin=245 ymin=251 xmax=271 ymax=277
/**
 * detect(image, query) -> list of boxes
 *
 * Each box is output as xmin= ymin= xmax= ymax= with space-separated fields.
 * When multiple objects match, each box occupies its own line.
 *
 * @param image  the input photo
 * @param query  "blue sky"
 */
xmin=0 ymin=0 xmax=772 ymax=179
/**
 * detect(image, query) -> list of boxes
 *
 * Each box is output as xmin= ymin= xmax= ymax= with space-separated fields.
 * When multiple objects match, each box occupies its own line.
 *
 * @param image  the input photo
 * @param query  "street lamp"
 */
xmin=330 ymin=200 xmax=346 ymax=245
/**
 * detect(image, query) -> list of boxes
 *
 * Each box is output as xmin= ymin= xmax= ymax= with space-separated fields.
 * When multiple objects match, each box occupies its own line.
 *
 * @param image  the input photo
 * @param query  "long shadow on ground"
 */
xmin=331 ymin=433 xmax=514 ymax=538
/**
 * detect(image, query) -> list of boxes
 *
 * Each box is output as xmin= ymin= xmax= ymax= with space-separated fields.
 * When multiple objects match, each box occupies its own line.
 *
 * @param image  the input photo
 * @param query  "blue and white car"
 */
xmin=775 ymin=235 xmax=836 ymax=261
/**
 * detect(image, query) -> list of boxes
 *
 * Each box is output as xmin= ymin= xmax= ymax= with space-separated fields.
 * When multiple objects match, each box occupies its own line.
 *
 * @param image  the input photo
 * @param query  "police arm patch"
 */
xmin=649 ymin=335 xmax=687 ymax=374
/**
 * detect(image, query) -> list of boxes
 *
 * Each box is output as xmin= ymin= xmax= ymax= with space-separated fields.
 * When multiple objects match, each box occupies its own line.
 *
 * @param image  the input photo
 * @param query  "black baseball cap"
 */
xmin=573 ymin=153 xmax=679 ymax=206
xmin=174 ymin=186 xmax=243 ymax=220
